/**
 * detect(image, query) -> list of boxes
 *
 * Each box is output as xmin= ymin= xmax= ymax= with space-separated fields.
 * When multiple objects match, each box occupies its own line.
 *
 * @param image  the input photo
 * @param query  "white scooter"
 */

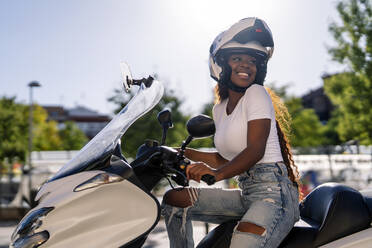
xmin=199 ymin=184 xmax=372 ymax=248
xmin=10 ymin=65 xmax=372 ymax=248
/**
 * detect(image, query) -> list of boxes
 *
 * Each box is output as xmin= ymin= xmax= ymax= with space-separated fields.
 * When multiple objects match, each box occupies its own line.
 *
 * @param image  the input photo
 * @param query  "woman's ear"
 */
xmin=254 ymin=62 xmax=267 ymax=85
xmin=219 ymin=64 xmax=232 ymax=84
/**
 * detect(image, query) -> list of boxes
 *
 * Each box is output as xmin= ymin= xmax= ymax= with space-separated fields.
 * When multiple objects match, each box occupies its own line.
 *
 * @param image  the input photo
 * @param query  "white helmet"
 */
xmin=209 ymin=17 xmax=274 ymax=89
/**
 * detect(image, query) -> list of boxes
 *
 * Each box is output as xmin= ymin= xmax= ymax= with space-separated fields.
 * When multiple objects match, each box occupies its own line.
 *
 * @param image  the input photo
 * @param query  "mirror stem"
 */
xmin=179 ymin=136 xmax=193 ymax=156
xmin=161 ymin=126 xmax=168 ymax=145
xmin=132 ymin=76 xmax=154 ymax=87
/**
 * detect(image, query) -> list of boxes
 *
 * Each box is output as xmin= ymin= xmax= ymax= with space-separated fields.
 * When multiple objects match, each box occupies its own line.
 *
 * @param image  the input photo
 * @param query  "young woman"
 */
xmin=162 ymin=17 xmax=300 ymax=248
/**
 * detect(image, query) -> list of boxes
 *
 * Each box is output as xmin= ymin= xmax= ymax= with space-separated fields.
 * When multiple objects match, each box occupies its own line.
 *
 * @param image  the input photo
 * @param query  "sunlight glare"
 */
xmin=175 ymin=0 xmax=281 ymax=32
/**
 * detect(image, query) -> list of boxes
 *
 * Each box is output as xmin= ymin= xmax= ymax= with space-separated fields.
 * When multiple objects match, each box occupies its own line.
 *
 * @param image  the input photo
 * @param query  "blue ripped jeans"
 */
xmin=161 ymin=162 xmax=300 ymax=248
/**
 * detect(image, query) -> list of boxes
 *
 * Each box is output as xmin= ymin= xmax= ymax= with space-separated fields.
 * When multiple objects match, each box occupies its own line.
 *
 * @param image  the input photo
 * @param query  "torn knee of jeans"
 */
xmin=186 ymin=187 xmax=199 ymax=206
xmin=162 ymin=188 xmax=200 ymax=235
xmin=236 ymin=222 xmax=266 ymax=236
xmin=162 ymin=204 xmax=191 ymax=236
xmin=263 ymin=198 xmax=276 ymax=204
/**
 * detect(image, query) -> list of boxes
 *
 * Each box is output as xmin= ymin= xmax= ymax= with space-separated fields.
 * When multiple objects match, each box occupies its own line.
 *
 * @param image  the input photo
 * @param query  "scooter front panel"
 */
xmin=26 ymin=171 xmax=159 ymax=248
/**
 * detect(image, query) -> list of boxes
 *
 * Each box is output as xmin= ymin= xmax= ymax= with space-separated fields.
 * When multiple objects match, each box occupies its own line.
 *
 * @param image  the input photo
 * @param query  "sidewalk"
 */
xmin=0 ymin=221 xmax=16 ymax=248
xmin=144 ymin=220 xmax=215 ymax=247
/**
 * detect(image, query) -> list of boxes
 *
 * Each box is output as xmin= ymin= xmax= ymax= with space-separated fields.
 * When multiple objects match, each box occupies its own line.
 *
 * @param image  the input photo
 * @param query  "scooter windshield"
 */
xmin=49 ymin=80 xmax=164 ymax=182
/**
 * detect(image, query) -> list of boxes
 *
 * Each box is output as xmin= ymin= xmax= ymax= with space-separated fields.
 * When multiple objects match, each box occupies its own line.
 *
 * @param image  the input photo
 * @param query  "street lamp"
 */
xmin=27 ymin=81 xmax=41 ymax=205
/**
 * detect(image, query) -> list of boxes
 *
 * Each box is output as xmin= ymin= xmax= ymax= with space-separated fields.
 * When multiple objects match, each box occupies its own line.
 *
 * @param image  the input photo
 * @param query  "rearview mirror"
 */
xmin=120 ymin=62 xmax=133 ymax=92
xmin=157 ymin=109 xmax=173 ymax=145
xmin=157 ymin=109 xmax=173 ymax=128
xmin=186 ymin=115 xmax=215 ymax=139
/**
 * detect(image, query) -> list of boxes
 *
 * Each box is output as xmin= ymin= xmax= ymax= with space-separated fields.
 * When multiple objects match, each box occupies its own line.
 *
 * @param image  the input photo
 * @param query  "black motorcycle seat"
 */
xmin=197 ymin=183 xmax=371 ymax=248
xmin=279 ymin=183 xmax=372 ymax=248
xmin=361 ymin=189 xmax=372 ymax=215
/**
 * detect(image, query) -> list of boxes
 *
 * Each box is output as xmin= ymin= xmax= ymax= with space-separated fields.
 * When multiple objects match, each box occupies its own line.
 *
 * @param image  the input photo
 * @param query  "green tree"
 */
xmin=0 ymin=98 xmax=63 ymax=163
xmin=266 ymin=84 xmax=327 ymax=148
xmin=108 ymin=88 xmax=190 ymax=158
xmin=325 ymin=0 xmax=372 ymax=144
xmin=322 ymin=111 xmax=342 ymax=146
xmin=285 ymin=97 xmax=326 ymax=148
xmin=265 ymin=83 xmax=292 ymax=100
xmin=59 ymin=121 xmax=88 ymax=150
xmin=31 ymin=105 xmax=62 ymax=151
xmin=0 ymin=97 xmax=28 ymax=162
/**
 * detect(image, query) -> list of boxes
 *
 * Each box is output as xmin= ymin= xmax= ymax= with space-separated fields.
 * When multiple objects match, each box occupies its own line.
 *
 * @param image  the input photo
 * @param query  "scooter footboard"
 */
xmin=196 ymin=220 xmax=237 ymax=248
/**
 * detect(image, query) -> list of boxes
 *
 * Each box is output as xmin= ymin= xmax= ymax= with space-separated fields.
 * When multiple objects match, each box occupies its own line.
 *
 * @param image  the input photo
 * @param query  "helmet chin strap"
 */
xmin=225 ymin=79 xmax=262 ymax=93
xmin=225 ymin=80 xmax=251 ymax=92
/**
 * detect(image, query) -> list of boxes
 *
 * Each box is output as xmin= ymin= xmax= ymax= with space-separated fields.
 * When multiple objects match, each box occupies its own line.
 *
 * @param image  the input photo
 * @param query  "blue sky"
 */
xmin=1 ymin=0 xmax=342 ymax=115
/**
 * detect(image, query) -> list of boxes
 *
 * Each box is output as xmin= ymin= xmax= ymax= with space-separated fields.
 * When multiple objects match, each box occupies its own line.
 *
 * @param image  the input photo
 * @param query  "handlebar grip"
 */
xmin=201 ymin=174 xmax=216 ymax=185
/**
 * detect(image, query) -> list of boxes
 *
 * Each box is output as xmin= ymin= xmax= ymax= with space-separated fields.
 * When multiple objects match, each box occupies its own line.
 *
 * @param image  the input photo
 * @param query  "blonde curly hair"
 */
xmin=214 ymin=84 xmax=302 ymax=199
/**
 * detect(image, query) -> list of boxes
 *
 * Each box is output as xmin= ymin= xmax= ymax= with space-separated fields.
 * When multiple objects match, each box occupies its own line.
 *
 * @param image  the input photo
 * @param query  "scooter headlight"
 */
xmin=11 ymin=207 xmax=53 ymax=247
xmin=10 ymin=231 xmax=49 ymax=248
xmin=74 ymin=172 xmax=124 ymax=192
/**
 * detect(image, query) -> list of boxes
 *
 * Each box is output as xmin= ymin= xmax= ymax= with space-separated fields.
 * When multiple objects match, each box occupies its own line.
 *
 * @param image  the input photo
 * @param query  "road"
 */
xmin=0 ymin=221 xmax=15 ymax=248
xmin=0 ymin=220 xmax=215 ymax=248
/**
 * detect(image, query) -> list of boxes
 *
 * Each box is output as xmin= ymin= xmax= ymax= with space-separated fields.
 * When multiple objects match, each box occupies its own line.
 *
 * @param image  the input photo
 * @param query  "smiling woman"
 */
xmin=228 ymin=54 xmax=257 ymax=88
xmin=161 ymin=16 xmax=300 ymax=248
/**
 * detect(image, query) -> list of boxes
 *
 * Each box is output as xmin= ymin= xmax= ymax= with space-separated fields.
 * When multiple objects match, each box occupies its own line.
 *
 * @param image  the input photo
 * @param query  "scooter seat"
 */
xmin=361 ymin=189 xmax=372 ymax=215
xmin=197 ymin=183 xmax=371 ymax=248
xmin=279 ymin=183 xmax=371 ymax=248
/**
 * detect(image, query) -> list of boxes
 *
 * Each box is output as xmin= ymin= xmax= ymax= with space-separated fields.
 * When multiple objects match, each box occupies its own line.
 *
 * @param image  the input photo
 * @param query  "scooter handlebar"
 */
xmin=177 ymin=156 xmax=215 ymax=186
xmin=159 ymin=148 xmax=215 ymax=186
xmin=201 ymin=174 xmax=216 ymax=185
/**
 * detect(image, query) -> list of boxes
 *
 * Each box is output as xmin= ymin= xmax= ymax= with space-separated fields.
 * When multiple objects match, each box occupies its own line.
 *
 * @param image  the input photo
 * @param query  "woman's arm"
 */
xmin=186 ymin=119 xmax=271 ymax=182
xmin=184 ymin=148 xmax=228 ymax=169
xmin=214 ymin=119 xmax=270 ymax=181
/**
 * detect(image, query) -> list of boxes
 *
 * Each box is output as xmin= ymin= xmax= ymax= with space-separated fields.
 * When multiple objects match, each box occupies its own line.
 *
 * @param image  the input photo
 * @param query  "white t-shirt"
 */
xmin=212 ymin=84 xmax=283 ymax=163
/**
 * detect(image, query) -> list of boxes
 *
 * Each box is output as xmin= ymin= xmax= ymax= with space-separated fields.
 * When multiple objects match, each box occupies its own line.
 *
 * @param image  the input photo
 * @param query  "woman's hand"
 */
xmin=185 ymin=162 xmax=217 ymax=183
